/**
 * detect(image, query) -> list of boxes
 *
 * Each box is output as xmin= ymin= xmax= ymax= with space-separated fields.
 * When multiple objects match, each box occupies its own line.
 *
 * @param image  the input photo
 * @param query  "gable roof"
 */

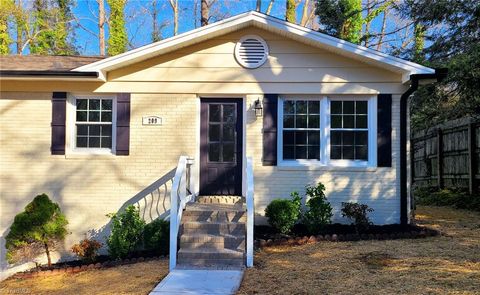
xmin=75 ymin=11 xmax=434 ymax=83
xmin=0 ymin=55 xmax=105 ymax=71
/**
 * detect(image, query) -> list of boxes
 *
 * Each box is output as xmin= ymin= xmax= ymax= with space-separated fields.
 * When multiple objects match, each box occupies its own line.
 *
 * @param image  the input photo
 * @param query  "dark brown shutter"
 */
xmin=377 ymin=94 xmax=392 ymax=167
xmin=116 ymin=93 xmax=131 ymax=155
xmin=51 ymin=92 xmax=67 ymax=155
xmin=262 ymin=94 xmax=278 ymax=166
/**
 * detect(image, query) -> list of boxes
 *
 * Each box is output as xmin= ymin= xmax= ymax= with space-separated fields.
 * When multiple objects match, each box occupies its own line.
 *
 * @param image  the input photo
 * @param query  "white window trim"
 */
xmin=66 ymin=94 xmax=117 ymax=155
xmin=277 ymin=95 xmax=377 ymax=168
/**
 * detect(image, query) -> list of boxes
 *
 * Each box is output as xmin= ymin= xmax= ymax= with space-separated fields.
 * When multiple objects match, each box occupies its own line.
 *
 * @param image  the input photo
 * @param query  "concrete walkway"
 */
xmin=150 ymin=269 xmax=244 ymax=295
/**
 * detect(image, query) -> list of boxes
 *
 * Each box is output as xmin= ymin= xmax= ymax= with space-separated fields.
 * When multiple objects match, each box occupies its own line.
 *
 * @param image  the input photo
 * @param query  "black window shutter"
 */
xmin=116 ymin=93 xmax=131 ymax=156
xmin=263 ymin=94 xmax=278 ymax=166
xmin=51 ymin=92 xmax=67 ymax=155
xmin=377 ymin=94 xmax=392 ymax=167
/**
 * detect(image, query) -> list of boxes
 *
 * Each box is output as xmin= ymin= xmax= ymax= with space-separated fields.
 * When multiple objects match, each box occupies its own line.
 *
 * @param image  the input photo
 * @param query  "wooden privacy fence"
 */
xmin=411 ymin=117 xmax=480 ymax=194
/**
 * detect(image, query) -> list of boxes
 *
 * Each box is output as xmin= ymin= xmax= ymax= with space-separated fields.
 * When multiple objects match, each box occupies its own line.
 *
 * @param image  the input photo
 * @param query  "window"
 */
xmin=330 ymin=100 xmax=368 ymax=161
xmin=282 ymin=100 xmax=320 ymax=160
xmin=208 ymin=104 xmax=236 ymax=162
xmin=71 ymin=96 xmax=115 ymax=152
xmin=278 ymin=96 xmax=376 ymax=167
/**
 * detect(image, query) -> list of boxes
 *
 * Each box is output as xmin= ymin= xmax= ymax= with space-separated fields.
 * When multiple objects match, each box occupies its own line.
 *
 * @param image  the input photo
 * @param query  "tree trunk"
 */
xmin=300 ymin=0 xmax=309 ymax=26
xmin=266 ymin=0 xmax=275 ymax=15
xmin=364 ymin=0 xmax=371 ymax=47
xmin=167 ymin=0 xmax=178 ymax=36
xmin=256 ymin=0 xmax=261 ymax=12
xmin=376 ymin=8 xmax=388 ymax=51
xmin=98 ymin=0 xmax=105 ymax=56
xmin=15 ymin=0 xmax=23 ymax=54
xmin=201 ymin=0 xmax=209 ymax=26
xmin=44 ymin=242 xmax=51 ymax=267
xmin=285 ymin=0 xmax=296 ymax=23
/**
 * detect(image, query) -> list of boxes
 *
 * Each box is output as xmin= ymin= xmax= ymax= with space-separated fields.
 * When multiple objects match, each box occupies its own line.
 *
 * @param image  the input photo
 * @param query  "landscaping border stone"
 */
xmin=11 ymin=255 xmax=169 ymax=279
xmin=255 ymin=227 xmax=439 ymax=249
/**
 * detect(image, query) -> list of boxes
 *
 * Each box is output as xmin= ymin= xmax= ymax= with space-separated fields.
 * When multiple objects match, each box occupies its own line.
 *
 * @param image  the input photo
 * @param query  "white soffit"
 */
xmin=75 ymin=11 xmax=434 ymax=83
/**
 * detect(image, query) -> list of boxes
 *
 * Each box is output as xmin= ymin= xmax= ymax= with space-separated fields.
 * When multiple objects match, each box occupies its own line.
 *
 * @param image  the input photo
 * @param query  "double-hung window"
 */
xmin=69 ymin=95 xmax=116 ymax=153
xmin=278 ymin=96 xmax=376 ymax=167
xmin=282 ymin=100 xmax=321 ymax=160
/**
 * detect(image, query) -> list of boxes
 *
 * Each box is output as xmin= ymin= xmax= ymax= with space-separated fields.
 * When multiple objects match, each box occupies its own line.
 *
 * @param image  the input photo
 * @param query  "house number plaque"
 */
xmin=142 ymin=116 xmax=162 ymax=125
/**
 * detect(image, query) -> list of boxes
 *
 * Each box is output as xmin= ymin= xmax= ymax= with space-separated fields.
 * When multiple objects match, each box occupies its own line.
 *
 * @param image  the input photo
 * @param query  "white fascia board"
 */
xmin=74 ymin=11 xmax=434 ymax=82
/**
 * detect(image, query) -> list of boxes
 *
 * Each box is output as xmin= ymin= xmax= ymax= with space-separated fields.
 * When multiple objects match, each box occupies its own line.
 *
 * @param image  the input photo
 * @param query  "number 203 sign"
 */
xmin=142 ymin=116 xmax=162 ymax=125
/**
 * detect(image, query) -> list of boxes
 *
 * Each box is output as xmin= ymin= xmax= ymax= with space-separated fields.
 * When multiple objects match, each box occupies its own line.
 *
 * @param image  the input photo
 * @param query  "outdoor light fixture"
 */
xmin=254 ymin=99 xmax=263 ymax=117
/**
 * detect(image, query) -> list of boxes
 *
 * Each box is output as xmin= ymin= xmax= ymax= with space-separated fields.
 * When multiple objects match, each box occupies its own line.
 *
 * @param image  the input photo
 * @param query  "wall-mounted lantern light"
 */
xmin=254 ymin=99 xmax=263 ymax=117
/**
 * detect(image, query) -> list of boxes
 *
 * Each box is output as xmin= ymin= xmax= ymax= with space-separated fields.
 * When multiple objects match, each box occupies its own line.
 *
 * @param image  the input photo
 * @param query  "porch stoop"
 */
xmin=177 ymin=197 xmax=246 ymax=268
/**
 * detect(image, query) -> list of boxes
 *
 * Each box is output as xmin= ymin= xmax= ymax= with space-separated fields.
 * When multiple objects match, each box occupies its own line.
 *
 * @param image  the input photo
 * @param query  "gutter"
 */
xmin=0 ymin=70 xmax=99 ymax=78
xmin=400 ymin=68 xmax=448 ymax=224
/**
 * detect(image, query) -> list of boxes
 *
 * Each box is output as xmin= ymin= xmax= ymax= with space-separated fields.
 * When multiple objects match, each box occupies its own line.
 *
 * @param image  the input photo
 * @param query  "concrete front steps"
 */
xmin=177 ymin=198 xmax=246 ymax=268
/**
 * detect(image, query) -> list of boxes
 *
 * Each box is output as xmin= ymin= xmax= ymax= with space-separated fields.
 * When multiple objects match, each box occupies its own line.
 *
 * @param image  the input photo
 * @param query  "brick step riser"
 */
xmin=196 ymin=197 xmax=245 ymax=205
xmin=180 ymin=242 xmax=245 ymax=251
xmin=178 ymin=252 xmax=245 ymax=260
xmin=181 ymin=228 xmax=245 ymax=236
xmin=182 ymin=214 xmax=247 ymax=223
xmin=177 ymin=258 xmax=244 ymax=267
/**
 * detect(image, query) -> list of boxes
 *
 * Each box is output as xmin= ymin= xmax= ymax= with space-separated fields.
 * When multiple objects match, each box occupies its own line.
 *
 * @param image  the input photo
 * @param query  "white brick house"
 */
xmin=0 ymin=12 xmax=444 ymax=277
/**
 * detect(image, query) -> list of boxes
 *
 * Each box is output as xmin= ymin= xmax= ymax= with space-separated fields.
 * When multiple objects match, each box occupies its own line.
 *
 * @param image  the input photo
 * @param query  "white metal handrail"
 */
xmin=169 ymin=156 xmax=195 ymax=271
xmin=245 ymin=157 xmax=254 ymax=267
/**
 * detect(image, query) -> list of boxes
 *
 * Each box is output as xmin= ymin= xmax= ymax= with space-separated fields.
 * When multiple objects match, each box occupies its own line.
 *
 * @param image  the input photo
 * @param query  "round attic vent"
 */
xmin=234 ymin=35 xmax=269 ymax=69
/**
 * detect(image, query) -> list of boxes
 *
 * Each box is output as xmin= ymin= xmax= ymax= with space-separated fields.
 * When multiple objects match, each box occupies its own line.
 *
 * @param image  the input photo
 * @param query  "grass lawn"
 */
xmin=238 ymin=206 xmax=480 ymax=294
xmin=1 ymin=206 xmax=479 ymax=294
xmin=0 ymin=259 xmax=168 ymax=295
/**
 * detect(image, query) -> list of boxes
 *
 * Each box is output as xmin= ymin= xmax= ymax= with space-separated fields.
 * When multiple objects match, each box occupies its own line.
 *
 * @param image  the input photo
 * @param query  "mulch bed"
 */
xmin=255 ymin=223 xmax=439 ymax=248
xmin=12 ymin=254 xmax=168 ymax=279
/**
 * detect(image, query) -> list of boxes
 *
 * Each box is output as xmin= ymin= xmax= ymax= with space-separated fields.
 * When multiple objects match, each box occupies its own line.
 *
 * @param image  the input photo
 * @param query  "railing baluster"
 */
xmin=246 ymin=157 xmax=254 ymax=268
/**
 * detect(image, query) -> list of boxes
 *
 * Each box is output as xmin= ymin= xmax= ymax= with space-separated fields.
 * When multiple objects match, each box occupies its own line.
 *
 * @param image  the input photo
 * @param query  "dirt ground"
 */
xmin=1 ymin=206 xmax=479 ymax=295
xmin=0 ymin=259 xmax=168 ymax=295
xmin=238 ymin=206 xmax=480 ymax=295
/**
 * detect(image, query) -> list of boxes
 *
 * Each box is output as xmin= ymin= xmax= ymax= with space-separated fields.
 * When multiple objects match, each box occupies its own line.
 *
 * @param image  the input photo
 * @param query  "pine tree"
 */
xmin=107 ymin=0 xmax=127 ymax=56
xmin=54 ymin=0 xmax=75 ymax=55
xmin=6 ymin=194 xmax=68 ymax=267
xmin=30 ymin=0 xmax=53 ymax=54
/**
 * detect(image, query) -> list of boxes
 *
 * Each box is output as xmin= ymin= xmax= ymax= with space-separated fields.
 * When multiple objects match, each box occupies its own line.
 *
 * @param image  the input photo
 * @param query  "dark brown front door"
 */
xmin=200 ymin=98 xmax=243 ymax=195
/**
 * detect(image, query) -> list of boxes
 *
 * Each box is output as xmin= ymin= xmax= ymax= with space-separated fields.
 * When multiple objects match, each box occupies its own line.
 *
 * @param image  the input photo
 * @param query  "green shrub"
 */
xmin=265 ymin=193 xmax=302 ymax=234
xmin=71 ymin=238 xmax=102 ymax=263
xmin=107 ymin=205 xmax=145 ymax=259
xmin=414 ymin=187 xmax=480 ymax=211
xmin=341 ymin=202 xmax=374 ymax=234
xmin=5 ymin=194 xmax=68 ymax=267
xmin=142 ymin=219 xmax=169 ymax=255
xmin=302 ymin=183 xmax=333 ymax=233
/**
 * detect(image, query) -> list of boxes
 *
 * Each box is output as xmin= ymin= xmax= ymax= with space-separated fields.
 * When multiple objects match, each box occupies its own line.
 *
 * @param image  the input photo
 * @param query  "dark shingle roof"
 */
xmin=0 ymin=55 xmax=104 ymax=71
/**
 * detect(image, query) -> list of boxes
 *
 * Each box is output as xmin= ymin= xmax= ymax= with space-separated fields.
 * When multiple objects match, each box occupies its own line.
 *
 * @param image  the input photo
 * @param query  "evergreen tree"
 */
xmin=315 ymin=0 xmax=363 ymax=44
xmin=30 ymin=0 xmax=53 ymax=54
xmin=54 ymin=0 xmax=75 ymax=55
xmin=5 ymin=194 xmax=68 ymax=267
xmin=107 ymin=0 xmax=127 ymax=56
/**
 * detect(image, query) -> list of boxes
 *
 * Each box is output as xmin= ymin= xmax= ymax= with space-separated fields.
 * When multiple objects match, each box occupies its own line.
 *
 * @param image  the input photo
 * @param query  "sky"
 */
xmin=11 ymin=0 xmax=405 ymax=56
xmin=72 ymin=0 xmax=292 ymax=55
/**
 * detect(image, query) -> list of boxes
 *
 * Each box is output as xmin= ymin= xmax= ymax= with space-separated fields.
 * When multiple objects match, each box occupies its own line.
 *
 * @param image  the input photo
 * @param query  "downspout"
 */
xmin=400 ymin=68 xmax=448 ymax=224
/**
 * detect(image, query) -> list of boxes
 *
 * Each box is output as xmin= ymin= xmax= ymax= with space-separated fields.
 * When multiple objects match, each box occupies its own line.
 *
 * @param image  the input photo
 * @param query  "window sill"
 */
xmin=65 ymin=149 xmax=116 ymax=159
xmin=277 ymin=163 xmax=378 ymax=172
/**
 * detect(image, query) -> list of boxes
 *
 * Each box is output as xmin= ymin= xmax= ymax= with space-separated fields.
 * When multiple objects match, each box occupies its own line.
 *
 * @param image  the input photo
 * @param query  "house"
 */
xmin=0 ymin=11 xmax=445 ymax=276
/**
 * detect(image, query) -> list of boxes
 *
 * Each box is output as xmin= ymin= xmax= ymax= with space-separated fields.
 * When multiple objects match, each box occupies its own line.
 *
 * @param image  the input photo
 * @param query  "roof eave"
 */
xmin=74 ymin=11 xmax=435 ymax=79
xmin=0 ymin=70 xmax=100 ymax=81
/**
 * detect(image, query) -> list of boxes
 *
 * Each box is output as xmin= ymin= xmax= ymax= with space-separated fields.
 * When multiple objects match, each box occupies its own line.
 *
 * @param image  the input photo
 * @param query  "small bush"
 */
xmin=341 ymin=202 xmax=374 ymax=234
xmin=265 ymin=193 xmax=302 ymax=234
xmin=414 ymin=187 xmax=480 ymax=211
xmin=107 ymin=205 xmax=145 ymax=259
xmin=71 ymin=238 xmax=102 ymax=263
xmin=302 ymin=183 xmax=333 ymax=233
xmin=5 ymin=194 xmax=68 ymax=267
xmin=142 ymin=219 xmax=169 ymax=255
